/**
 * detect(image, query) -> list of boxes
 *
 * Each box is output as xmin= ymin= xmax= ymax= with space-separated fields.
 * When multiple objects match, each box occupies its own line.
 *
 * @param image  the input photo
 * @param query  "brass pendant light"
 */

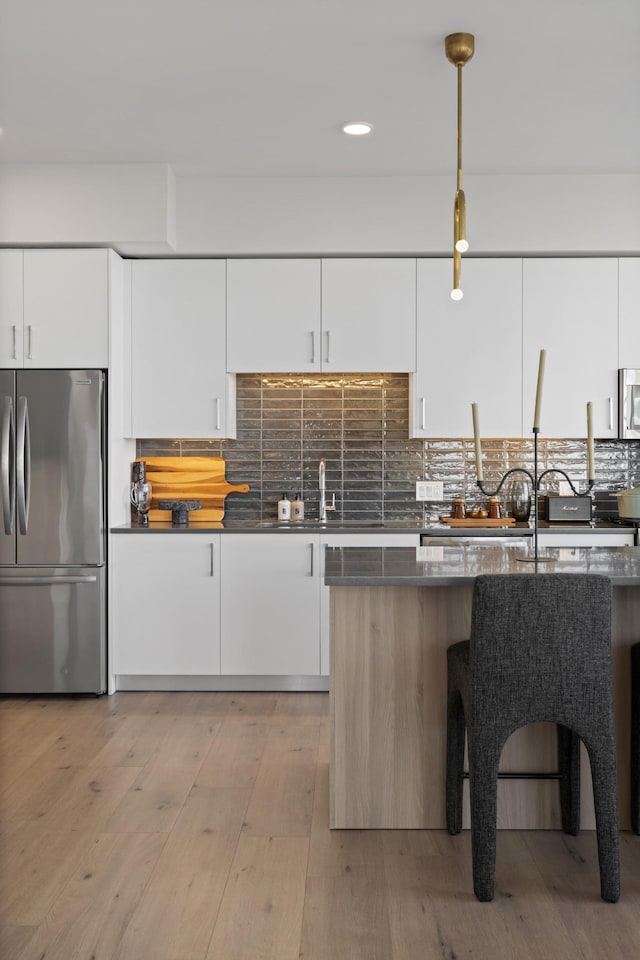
xmin=445 ymin=32 xmax=474 ymax=300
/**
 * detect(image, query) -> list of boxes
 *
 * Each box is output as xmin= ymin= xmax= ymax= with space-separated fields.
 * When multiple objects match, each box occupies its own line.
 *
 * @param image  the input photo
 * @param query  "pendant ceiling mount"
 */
xmin=445 ymin=32 xmax=475 ymax=301
xmin=445 ymin=33 xmax=475 ymax=67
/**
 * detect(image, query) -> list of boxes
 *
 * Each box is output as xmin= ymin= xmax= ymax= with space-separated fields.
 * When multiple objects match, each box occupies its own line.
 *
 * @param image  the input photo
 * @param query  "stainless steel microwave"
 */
xmin=619 ymin=369 xmax=640 ymax=438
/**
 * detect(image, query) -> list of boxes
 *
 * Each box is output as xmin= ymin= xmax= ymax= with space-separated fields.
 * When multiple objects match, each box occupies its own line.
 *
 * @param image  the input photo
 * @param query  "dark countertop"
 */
xmin=110 ymin=519 xmax=427 ymax=534
xmin=324 ymin=544 xmax=640 ymax=586
xmin=111 ymin=518 xmax=636 ymax=536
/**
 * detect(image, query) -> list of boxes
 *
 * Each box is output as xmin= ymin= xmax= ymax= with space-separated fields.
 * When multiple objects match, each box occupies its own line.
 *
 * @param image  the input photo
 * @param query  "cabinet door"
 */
xmin=523 ymin=259 xmax=618 ymax=438
xmin=227 ymin=259 xmax=321 ymax=372
xmin=130 ymin=260 xmax=234 ymax=438
xmin=619 ymin=258 xmax=640 ymax=368
xmin=111 ymin=534 xmax=220 ymax=675
xmin=320 ymin=259 xmax=416 ymax=372
xmin=411 ymin=259 xmax=523 ymax=438
xmin=220 ymin=534 xmax=321 ymax=675
xmin=23 ymin=249 xmax=109 ymax=368
xmin=538 ymin=532 xmax=635 ymax=547
xmin=0 ymin=250 xmax=24 ymax=367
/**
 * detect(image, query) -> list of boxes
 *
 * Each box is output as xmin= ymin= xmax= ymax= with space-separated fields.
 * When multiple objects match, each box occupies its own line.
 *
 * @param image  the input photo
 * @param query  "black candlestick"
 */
xmin=476 ymin=428 xmax=594 ymax=562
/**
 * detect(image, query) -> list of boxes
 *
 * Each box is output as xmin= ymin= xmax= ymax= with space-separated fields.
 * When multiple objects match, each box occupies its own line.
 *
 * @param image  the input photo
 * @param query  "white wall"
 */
xmin=1 ymin=165 xmax=639 ymax=256
xmin=0 ymin=164 xmax=176 ymax=253
xmin=176 ymin=174 xmax=640 ymax=256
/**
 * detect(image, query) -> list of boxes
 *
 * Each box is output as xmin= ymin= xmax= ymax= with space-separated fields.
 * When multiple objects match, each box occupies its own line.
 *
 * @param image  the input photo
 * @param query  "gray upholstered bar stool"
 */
xmin=632 ymin=642 xmax=640 ymax=834
xmin=446 ymin=573 xmax=620 ymax=903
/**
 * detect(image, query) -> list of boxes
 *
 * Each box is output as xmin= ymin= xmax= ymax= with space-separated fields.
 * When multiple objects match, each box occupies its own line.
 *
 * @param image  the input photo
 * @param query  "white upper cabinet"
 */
xmin=227 ymin=259 xmax=321 ymax=372
xmin=226 ymin=258 xmax=416 ymax=373
xmin=411 ymin=259 xmax=523 ymax=438
xmin=129 ymin=259 xmax=235 ymax=439
xmin=522 ymin=259 xmax=618 ymax=438
xmin=0 ymin=250 xmax=24 ymax=367
xmin=320 ymin=258 xmax=416 ymax=372
xmin=1 ymin=249 xmax=110 ymax=368
xmin=619 ymin=258 xmax=640 ymax=368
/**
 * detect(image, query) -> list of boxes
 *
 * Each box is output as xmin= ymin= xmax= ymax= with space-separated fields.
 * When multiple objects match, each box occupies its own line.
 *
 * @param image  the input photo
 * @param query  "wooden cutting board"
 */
xmin=137 ymin=457 xmax=249 ymax=522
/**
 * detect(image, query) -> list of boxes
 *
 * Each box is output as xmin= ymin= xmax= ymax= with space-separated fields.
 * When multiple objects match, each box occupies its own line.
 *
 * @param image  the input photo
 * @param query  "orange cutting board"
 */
xmin=137 ymin=457 xmax=250 ymax=522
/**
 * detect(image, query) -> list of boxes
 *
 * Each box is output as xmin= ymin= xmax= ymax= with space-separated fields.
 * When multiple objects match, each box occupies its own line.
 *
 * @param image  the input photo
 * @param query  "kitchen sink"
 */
xmin=254 ymin=520 xmax=386 ymax=529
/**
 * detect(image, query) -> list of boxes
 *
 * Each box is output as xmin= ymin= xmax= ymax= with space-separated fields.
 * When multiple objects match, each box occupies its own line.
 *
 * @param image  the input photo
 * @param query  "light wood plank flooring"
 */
xmin=1 ymin=691 xmax=640 ymax=959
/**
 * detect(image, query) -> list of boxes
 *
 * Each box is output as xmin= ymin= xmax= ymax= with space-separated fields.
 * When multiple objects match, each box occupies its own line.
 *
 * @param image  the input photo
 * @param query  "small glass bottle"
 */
xmin=510 ymin=480 xmax=532 ymax=522
xmin=130 ymin=460 xmax=152 ymax=526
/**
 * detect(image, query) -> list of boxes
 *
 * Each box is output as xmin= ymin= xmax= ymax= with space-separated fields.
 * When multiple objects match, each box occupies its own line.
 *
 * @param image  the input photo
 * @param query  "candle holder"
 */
xmin=477 ymin=427 xmax=594 ymax=562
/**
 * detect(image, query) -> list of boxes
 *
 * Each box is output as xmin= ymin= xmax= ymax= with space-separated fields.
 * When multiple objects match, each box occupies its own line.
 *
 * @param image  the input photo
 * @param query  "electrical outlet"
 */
xmin=558 ymin=480 xmax=572 ymax=496
xmin=558 ymin=548 xmax=577 ymax=562
xmin=416 ymin=481 xmax=444 ymax=501
xmin=416 ymin=545 xmax=444 ymax=562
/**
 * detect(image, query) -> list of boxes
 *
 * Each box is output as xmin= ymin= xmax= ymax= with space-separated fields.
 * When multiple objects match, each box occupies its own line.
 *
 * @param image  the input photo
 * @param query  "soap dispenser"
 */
xmin=291 ymin=492 xmax=305 ymax=521
xmin=278 ymin=493 xmax=291 ymax=521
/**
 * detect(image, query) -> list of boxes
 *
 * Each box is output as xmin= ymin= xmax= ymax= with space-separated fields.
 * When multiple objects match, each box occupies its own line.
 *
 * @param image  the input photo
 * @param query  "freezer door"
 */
xmin=0 ymin=566 xmax=106 ymax=693
xmin=0 ymin=370 xmax=16 ymax=564
xmin=16 ymin=370 xmax=104 ymax=566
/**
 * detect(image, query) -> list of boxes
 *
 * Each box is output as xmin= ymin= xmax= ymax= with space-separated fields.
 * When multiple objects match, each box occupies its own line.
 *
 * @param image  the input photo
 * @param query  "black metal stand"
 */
xmin=477 ymin=428 xmax=594 ymax=562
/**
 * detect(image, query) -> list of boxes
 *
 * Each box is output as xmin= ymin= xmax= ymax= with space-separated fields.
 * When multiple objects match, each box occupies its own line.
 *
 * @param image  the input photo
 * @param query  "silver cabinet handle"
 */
xmin=0 ymin=575 xmax=97 ymax=586
xmin=11 ymin=325 xmax=17 ymax=360
xmin=1 ymin=397 xmax=15 ymax=534
xmin=608 ymin=397 xmax=614 ymax=431
xmin=310 ymin=331 xmax=316 ymax=363
xmin=26 ymin=325 xmax=33 ymax=360
xmin=309 ymin=542 xmax=314 ymax=577
xmin=210 ymin=542 xmax=215 ymax=577
xmin=420 ymin=397 xmax=426 ymax=431
xmin=16 ymin=396 xmax=30 ymax=534
xmin=215 ymin=398 xmax=221 ymax=431
xmin=324 ymin=330 xmax=331 ymax=364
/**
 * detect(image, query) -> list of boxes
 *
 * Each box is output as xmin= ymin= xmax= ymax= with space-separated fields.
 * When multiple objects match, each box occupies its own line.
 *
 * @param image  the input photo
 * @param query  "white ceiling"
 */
xmin=0 ymin=0 xmax=638 ymax=178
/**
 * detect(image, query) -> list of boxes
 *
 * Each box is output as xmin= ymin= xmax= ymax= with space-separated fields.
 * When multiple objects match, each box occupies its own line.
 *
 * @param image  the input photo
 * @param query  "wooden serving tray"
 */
xmin=138 ymin=457 xmax=249 ymax=522
xmin=439 ymin=517 xmax=516 ymax=528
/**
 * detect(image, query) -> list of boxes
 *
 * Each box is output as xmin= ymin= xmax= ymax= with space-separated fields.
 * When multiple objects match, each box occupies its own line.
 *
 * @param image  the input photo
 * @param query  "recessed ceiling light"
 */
xmin=341 ymin=121 xmax=373 ymax=136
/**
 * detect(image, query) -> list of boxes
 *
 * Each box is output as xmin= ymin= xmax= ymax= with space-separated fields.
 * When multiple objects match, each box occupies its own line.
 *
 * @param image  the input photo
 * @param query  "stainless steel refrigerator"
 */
xmin=0 ymin=369 xmax=106 ymax=693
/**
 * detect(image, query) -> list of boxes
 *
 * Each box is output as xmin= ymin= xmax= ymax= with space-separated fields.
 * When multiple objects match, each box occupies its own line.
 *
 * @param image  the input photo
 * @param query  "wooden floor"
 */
xmin=1 ymin=692 xmax=640 ymax=960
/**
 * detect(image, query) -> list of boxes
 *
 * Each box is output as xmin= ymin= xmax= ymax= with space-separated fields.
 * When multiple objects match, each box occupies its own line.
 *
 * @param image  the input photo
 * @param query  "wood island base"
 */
xmin=329 ymin=584 xmax=640 ymax=830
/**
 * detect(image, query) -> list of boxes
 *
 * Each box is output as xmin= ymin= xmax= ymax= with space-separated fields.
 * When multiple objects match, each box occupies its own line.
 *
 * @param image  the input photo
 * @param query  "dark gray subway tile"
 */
xmin=137 ymin=374 xmax=640 ymax=520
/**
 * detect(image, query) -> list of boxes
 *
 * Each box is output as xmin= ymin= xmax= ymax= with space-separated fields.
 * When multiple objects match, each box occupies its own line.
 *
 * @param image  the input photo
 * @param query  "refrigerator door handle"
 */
xmin=2 ymin=396 xmax=15 ymax=534
xmin=0 ymin=575 xmax=98 ymax=586
xmin=16 ymin=396 xmax=31 ymax=535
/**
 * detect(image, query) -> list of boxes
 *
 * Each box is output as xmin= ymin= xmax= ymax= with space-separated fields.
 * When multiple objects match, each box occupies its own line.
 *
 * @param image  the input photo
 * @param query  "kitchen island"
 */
xmin=325 ymin=543 xmax=640 ymax=831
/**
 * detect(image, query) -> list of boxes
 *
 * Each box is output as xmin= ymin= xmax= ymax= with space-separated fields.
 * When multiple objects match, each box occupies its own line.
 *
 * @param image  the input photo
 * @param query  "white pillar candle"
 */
xmin=471 ymin=402 xmax=483 ymax=481
xmin=587 ymin=401 xmax=595 ymax=479
xmin=533 ymin=349 xmax=546 ymax=430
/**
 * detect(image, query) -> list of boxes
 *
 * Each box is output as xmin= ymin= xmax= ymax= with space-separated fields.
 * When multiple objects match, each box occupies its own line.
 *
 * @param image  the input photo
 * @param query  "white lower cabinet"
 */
xmin=111 ymin=531 xmax=419 ymax=686
xmin=111 ymin=534 xmax=221 ymax=676
xmin=220 ymin=534 xmax=321 ymax=675
xmin=538 ymin=531 xmax=635 ymax=548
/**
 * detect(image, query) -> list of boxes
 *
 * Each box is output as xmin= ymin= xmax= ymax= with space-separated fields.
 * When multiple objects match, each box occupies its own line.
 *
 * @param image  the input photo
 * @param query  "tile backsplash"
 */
xmin=137 ymin=373 xmax=640 ymax=523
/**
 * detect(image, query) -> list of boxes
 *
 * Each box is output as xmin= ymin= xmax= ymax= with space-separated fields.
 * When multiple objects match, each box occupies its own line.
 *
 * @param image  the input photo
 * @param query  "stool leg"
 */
xmin=586 ymin=738 xmax=620 ymax=903
xmin=557 ymin=724 xmax=581 ymax=836
xmin=446 ymin=685 xmax=466 ymax=835
xmin=469 ymin=736 xmax=501 ymax=902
